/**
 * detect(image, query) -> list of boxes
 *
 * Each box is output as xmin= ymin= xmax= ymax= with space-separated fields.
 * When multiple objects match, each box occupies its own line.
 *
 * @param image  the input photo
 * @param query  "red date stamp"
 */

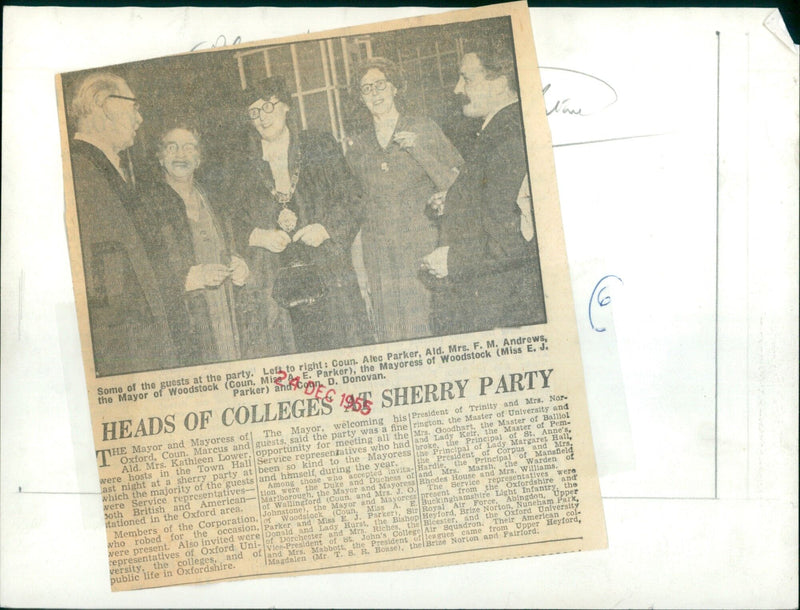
xmin=273 ymin=370 xmax=372 ymax=415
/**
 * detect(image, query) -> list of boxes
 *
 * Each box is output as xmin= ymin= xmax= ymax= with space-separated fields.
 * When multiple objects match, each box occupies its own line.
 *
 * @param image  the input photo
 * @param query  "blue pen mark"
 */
xmin=589 ymin=274 xmax=624 ymax=332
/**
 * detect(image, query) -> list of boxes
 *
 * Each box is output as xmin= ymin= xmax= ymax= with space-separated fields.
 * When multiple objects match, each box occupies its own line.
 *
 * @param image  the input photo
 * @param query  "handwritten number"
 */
xmin=589 ymin=274 xmax=623 ymax=332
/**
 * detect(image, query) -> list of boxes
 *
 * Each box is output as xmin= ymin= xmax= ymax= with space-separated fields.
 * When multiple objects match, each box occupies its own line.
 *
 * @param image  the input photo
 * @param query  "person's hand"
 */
xmin=229 ymin=255 xmax=250 ymax=286
xmin=249 ymin=228 xmax=291 ymax=253
xmin=293 ymin=223 xmax=330 ymax=247
xmin=421 ymin=246 xmax=449 ymax=279
xmin=185 ymin=264 xmax=231 ymax=291
xmin=427 ymin=191 xmax=447 ymax=217
xmin=393 ymin=131 xmax=418 ymax=149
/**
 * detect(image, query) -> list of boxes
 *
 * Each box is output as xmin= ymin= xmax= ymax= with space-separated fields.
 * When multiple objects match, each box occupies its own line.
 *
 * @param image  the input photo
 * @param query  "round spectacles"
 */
xmin=360 ymin=79 xmax=389 ymax=96
xmin=163 ymin=142 xmax=199 ymax=155
xmin=248 ymin=101 xmax=277 ymax=120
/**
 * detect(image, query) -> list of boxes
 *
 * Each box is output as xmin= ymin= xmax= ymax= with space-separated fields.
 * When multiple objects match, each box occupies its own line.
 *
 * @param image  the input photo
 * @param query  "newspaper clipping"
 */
xmin=57 ymin=2 xmax=607 ymax=590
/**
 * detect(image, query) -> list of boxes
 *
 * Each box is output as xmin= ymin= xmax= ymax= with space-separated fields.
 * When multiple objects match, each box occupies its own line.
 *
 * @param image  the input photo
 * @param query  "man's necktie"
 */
xmin=119 ymin=151 xmax=135 ymax=190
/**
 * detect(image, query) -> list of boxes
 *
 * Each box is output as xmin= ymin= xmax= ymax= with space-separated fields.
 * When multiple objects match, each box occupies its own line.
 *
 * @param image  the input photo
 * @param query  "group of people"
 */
xmin=69 ymin=39 xmax=545 ymax=377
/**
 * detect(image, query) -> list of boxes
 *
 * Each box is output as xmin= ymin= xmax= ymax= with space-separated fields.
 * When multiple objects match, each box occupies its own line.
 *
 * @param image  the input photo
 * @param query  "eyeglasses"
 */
xmin=106 ymin=94 xmax=140 ymax=112
xmin=163 ymin=142 xmax=199 ymax=155
xmin=360 ymin=79 xmax=389 ymax=96
xmin=248 ymin=100 xmax=277 ymax=120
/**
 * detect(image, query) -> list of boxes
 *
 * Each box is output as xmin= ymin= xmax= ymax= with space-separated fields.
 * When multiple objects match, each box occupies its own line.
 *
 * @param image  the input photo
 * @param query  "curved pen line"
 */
xmin=540 ymin=66 xmax=618 ymax=115
xmin=539 ymin=66 xmax=619 ymax=107
xmin=589 ymin=274 xmax=624 ymax=332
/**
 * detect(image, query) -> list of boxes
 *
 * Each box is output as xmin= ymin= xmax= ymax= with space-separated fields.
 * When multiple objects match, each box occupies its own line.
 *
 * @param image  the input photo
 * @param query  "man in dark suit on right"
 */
xmin=422 ymin=39 xmax=546 ymax=335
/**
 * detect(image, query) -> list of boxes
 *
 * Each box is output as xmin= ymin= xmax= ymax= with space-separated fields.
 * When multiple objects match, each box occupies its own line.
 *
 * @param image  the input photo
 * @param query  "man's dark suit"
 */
xmin=70 ymin=139 xmax=177 ymax=376
xmin=431 ymin=102 xmax=546 ymax=334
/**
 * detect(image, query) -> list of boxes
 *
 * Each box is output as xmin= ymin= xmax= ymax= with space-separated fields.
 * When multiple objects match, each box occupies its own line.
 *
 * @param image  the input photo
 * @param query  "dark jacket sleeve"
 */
xmin=301 ymin=131 xmax=364 ymax=248
xmin=226 ymin=158 xmax=261 ymax=255
xmin=446 ymin=115 xmax=529 ymax=280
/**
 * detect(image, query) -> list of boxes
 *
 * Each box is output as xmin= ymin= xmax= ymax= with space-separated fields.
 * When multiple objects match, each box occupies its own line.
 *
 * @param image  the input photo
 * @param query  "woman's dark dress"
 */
xmin=231 ymin=129 xmax=372 ymax=356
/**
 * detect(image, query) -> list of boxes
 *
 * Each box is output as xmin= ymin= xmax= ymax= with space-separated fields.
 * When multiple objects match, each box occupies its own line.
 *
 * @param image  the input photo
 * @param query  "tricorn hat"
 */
xmin=240 ymin=75 xmax=292 ymax=109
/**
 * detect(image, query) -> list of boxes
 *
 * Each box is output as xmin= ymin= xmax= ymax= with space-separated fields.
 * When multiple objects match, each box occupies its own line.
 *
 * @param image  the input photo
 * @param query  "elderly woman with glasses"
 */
xmin=230 ymin=76 xmax=371 ymax=356
xmin=346 ymin=57 xmax=463 ymax=342
xmin=137 ymin=124 xmax=249 ymax=366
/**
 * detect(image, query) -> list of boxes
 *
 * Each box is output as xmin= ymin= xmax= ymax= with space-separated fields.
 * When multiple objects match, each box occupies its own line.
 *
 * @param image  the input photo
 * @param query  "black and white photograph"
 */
xmin=61 ymin=15 xmax=546 ymax=377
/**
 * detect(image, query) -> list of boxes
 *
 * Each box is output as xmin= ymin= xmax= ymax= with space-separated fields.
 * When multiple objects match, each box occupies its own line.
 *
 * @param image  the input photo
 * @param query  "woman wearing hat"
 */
xmin=231 ymin=76 xmax=371 ymax=356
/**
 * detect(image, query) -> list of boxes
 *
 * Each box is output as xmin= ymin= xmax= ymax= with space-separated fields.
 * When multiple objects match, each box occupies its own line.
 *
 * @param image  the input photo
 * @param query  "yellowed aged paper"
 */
xmin=57 ymin=1 xmax=606 ymax=590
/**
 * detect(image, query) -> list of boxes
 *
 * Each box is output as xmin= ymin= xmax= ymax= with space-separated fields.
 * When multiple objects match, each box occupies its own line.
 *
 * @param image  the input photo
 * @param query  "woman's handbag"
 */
xmin=272 ymin=253 xmax=327 ymax=309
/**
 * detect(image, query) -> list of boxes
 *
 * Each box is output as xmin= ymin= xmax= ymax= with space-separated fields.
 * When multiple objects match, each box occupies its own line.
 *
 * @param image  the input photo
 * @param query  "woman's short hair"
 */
xmin=155 ymin=124 xmax=203 ymax=160
xmin=352 ymin=57 xmax=406 ymax=97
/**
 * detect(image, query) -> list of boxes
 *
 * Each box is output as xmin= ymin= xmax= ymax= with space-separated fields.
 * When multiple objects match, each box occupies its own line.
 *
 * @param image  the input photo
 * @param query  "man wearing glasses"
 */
xmin=68 ymin=72 xmax=178 ymax=376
